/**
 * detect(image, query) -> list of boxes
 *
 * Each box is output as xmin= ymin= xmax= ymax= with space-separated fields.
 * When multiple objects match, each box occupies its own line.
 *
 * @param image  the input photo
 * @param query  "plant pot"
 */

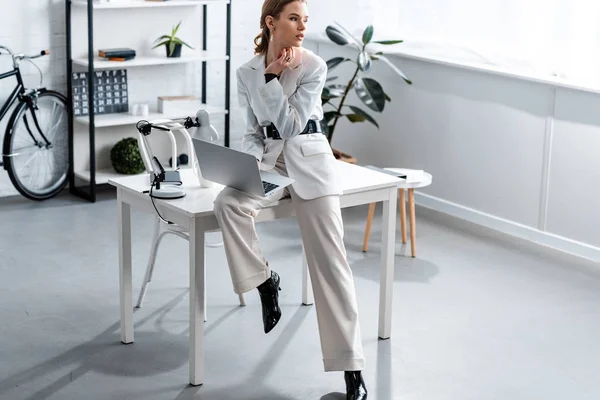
xmin=332 ymin=148 xmax=357 ymax=164
xmin=166 ymin=43 xmax=182 ymax=58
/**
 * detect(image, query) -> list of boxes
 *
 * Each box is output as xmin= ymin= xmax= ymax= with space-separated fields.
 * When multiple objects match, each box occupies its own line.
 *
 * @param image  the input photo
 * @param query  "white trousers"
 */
xmin=213 ymin=155 xmax=365 ymax=372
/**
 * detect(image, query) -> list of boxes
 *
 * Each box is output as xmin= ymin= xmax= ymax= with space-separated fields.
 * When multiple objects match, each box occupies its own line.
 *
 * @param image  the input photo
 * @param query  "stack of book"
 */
xmin=98 ymin=48 xmax=136 ymax=62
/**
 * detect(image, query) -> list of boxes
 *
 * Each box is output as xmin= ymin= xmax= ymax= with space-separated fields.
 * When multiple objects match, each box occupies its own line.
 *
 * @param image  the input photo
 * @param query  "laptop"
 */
xmin=192 ymin=138 xmax=294 ymax=197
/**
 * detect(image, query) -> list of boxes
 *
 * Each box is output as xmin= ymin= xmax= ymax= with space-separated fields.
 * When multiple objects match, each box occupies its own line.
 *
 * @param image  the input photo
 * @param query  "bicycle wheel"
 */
xmin=2 ymin=90 xmax=69 ymax=200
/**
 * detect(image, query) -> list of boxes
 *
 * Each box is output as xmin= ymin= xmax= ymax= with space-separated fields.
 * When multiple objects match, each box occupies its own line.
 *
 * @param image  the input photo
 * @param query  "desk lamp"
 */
xmin=135 ymin=109 xmax=219 ymax=199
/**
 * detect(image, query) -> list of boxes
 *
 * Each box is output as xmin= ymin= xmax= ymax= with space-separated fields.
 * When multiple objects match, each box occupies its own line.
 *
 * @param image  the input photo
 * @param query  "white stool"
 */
xmin=362 ymin=168 xmax=433 ymax=257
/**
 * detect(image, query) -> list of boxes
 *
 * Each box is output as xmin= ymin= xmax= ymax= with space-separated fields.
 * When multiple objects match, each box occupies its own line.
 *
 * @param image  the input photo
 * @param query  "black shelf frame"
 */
xmin=65 ymin=0 xmax=232 ymax=202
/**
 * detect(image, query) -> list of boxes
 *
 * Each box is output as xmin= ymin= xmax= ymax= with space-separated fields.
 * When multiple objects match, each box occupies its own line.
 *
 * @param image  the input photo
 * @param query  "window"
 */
xmin=369 ymin=0 xmax=600 ymax=85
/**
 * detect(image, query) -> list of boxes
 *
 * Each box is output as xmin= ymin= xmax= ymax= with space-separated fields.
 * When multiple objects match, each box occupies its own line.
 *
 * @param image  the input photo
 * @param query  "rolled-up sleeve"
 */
xmin=237 ymin=69 xmax=265 ymax=161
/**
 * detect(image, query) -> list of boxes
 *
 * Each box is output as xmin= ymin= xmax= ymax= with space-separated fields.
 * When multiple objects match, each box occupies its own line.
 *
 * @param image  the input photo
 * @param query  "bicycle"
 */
xmin=0 ymin=45 xmax=69 ymax=200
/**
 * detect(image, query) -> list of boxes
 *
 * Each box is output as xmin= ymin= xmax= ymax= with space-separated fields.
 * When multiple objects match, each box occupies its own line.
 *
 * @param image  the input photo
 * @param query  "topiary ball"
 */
xmin=110 ymin=137 xmax=145 ymax=175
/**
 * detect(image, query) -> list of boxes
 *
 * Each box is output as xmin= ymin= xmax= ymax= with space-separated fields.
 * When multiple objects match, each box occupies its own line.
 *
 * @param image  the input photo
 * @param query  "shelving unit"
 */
xmin=71 ymin=53 xmax=229 ymax=69
xmin=74 ymin=103 xmax=227 ymax=127
xmin=65 ymin=0 xmax=232 ymax=202
xmin=72 ymin=0 xmax=229 ymax=9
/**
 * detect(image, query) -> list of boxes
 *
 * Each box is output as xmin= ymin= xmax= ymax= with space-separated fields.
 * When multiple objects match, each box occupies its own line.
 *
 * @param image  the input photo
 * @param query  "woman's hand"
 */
xmin=265 ymin=47 xmax=295 ymax=76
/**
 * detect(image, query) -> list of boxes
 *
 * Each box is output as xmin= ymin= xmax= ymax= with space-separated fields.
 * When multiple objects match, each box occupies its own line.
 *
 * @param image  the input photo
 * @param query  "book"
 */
xmin=108 ymin=56 xmax=136 ymax=61
xmin=99 ymin=48 xmax=136 ymax=58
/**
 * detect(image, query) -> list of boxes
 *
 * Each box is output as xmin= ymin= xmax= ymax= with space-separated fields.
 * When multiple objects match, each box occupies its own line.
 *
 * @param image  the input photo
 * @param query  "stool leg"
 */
xmin=399 ymin=189 xmax=407 ymax=244
xmin=408 ymin=188 xmax=416 ymax=257
xmin=362 ymin=202 xmax=376 ymax=252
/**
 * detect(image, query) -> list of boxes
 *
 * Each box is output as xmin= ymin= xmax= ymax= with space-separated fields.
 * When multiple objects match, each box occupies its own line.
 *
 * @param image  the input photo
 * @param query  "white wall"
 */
xmin=308 ymin=37 xmax=600 ymax=261
xmin=0 ymin=0 xmax=67 ymax=196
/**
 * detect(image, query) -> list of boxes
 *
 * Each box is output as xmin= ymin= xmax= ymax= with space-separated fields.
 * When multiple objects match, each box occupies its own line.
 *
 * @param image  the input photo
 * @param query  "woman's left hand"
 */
xmin=265 ymin=47 xmax=295 ymax=76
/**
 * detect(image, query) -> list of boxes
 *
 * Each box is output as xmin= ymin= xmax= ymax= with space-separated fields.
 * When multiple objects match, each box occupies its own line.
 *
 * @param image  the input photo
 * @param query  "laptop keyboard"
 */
xmin=262 ymin=181 xmax=279 ymax=194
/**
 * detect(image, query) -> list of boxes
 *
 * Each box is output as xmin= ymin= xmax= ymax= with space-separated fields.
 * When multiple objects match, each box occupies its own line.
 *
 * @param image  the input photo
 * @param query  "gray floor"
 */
xmin=0 ymin=188 xmax=599 ymax=400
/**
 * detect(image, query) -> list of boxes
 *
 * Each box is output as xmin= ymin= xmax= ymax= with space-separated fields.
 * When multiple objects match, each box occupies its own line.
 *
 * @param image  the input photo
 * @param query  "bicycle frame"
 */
xmin=0 ymin=63 xmax=52 ymax=169
xmin=0 ymin=67 xmax=25 ymax=122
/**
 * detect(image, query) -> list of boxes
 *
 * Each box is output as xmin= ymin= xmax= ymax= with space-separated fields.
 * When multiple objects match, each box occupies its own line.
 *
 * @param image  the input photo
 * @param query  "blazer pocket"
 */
xmin=300 ymin=140 xmax=332 ymax=157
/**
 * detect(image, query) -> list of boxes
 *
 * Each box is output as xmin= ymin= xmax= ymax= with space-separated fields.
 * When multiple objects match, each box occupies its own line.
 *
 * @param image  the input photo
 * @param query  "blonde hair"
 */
xmin=254 ymin=0 xmax=307 ymax=55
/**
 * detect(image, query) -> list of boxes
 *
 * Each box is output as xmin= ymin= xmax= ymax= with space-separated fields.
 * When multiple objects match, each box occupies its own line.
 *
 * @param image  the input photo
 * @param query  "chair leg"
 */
xmin=362 ymin=202 xmax=377 ymax=252
xmin=399 ymin=189 xmax=407 ymax=244
xmin=238 ymin=294 xmax=246 ymax=306
xmin=136 ymin=220 xmax=161 ymax=308
xmin=408 ymin=189 xmax=416 ymax=257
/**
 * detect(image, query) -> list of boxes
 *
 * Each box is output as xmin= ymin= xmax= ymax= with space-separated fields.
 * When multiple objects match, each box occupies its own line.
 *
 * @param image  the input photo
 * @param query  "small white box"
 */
xmin=157 ymin=95 xmax=200 ymax=114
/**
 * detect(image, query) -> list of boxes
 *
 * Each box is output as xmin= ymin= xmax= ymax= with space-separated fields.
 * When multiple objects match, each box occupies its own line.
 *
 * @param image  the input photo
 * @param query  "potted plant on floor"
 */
xmin=152 ymin=21 xmax=194 ymax=58
xmin=321 ymin=23 xmax=412 ymax=163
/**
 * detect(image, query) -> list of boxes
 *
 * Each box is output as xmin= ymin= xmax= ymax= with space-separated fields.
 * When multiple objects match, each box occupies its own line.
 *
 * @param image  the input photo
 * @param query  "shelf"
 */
xmin=72 ymin=0 xmax=229 ymax=9
xmin=74 ymin=103 xmax=228 ymax=127
xmin=72 ymin=53 xmax=228 ymax=69
xmin=75 ymin=168 xmax=146 ymax=184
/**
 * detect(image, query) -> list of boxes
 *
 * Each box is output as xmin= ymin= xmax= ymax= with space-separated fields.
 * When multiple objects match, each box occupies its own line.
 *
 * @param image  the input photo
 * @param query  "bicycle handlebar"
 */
xmin=23 ymin=50 xmax=50 ymax=59
xmin=0 ymin=46 xmax=50 ymax=59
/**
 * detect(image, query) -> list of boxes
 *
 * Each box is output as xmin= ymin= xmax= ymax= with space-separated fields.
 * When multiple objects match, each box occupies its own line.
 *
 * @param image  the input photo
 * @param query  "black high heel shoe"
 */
xmin=257 ymin=271 xmax=282 ymax=334
xmin=345 ymin=371 xmax=368 ymax=400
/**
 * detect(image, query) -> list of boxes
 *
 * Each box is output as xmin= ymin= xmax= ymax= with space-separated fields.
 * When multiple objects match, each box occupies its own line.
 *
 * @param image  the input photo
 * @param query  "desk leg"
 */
xmin=189 ymin=218 xmax=205 ymax=386
xmin=379 ymin=188 xmax=397 ymax=339
xmin=118 ymin=189 xmax=134 ymax=344
xmin=301 ymin=244 xmax=313 ymax=306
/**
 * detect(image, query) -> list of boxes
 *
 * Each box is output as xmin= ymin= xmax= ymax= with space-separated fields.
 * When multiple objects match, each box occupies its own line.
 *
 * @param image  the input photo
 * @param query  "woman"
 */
xmin=214 ymin=0 xmax=367 ymax=398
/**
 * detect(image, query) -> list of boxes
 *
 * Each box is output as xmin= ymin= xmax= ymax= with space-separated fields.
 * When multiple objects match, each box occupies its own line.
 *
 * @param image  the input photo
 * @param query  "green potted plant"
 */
xmin=110 ymin=137 xmax=145 ymax=175
xmin=321 ymin=22 xmax=412 ymax=162
xmin=152 ymin=21 xmax=194 ymax=58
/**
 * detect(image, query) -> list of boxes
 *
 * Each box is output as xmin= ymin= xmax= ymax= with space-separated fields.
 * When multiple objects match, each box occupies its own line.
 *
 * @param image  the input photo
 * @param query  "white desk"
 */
xmin=109 ymin=160 xmax=400 ymax=386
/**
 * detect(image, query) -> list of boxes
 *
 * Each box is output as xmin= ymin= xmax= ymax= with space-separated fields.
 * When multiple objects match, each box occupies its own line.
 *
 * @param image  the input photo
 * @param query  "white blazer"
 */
xmin=236 ymin=48 xmax=342 ymax=200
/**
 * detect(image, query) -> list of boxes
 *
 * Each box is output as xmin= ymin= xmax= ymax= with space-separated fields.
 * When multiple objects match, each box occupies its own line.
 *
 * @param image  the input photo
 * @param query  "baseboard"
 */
xmin=414 ymin=191 xmax=600 ymax=263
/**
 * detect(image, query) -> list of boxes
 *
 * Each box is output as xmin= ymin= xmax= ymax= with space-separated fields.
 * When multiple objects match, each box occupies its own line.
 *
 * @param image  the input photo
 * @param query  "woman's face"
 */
xmin=271 ymin=1 xmax=308 ymax=47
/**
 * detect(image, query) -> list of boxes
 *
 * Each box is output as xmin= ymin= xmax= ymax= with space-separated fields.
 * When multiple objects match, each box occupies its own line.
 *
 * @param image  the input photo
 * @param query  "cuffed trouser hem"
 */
xmin=323 ymin=357 xmax=365 ymax=372
xmin=232 ymin=267 xmax=271 ymax=294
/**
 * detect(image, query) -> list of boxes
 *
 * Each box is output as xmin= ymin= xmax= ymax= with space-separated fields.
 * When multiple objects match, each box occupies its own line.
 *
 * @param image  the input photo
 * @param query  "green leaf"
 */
xmin=370 ymin=51 xmax=384 ymax=61
xmin=354 ymin=77 xmax=386 ymax=112
xmin=172 ymin=21 xmax=182 ymax=36
xmin=152 ymin=40 xmax=171 ymax=49
xmin=362 ymin=25 xmax=374 ymax=45
xmin=384 ymin=92 xmax=392 ymax=102
xmin=357 ymin=52 xmax=372 ymax=72
xmin=172 ymin=38 xmax=195 ymax=49
xmin=321 ymin=86 xmax=342 ymax=100
xmin=326 ymin=57 xmax=352 ymax=70
xmin=154 ymin=35 xmax=172 ymax=43
xmin=378 ymin=55 xmax=412 ymax=84
xmin=169 ymin=41 xmax=176 ymax=56
xmin=324 ymin=111 xmax=341 ymax=124
xmin=373 ymin=40 xmax=404 ymax=45
xmin=346 ymin=114 xmax=367 ymax=123
xmin=327 ymin=84 xmax=347 ymax=97
xmin=349 ymin=106 xmax=379 ymax=128
xmin=326 ymin=25 xmax=350 ymax=46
